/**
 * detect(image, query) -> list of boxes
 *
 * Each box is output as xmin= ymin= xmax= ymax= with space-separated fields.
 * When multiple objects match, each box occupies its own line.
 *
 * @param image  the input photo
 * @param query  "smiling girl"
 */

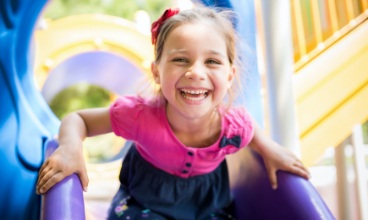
xmin=36 ymin=6 xmax=310 ymax=220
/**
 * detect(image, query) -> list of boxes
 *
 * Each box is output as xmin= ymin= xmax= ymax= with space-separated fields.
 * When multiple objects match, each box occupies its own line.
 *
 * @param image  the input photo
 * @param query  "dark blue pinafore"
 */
xmin=107 ymin=144 xmax=235 ymax=220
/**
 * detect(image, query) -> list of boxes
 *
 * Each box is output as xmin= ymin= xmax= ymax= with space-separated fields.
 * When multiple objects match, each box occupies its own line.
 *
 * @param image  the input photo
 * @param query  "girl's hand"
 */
xmin=36 ymin=144 xmax=89 ymax=194
xmin=249 ymin=120 xmax=310 ymax=189
xmin=261 ymin=143 xmax=310 ymax=189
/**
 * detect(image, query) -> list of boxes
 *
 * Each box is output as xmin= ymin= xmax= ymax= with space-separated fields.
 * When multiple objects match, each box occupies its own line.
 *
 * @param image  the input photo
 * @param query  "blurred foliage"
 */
xmin=363 ymin=121 xmax=368 ymax=144
xmin=49 ymin=83 xmax=111 ymax=120
xmin=49 ymin=83 xmax=123 ymax=162
xmin=83 ymin=133 xmax=125 ymax=163
xmin=43 ymin=0 xmax=172 ymax=21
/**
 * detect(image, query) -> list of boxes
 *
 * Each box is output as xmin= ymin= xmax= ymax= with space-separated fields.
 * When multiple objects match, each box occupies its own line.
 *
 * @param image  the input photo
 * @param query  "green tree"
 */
xmin=49 ymin=83 xmax=111 ymax=119
xmin=363 ymin=121 xmax=368 ymax=144
xmin=49 ymin=83 xmax=119 ymax=162
xmin=43 ymin=0 xmax=172 ymax=21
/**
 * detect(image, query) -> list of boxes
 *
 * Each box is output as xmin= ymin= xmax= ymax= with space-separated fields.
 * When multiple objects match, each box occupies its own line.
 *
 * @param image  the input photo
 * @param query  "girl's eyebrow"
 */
xmin=167 ymin=49 xmax=188 ymax=55
xmin=207 ymin=50 xmax=227 ymax=58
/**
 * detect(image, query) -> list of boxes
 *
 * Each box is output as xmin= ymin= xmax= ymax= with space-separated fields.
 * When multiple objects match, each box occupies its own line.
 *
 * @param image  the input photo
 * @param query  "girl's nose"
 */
xmin=185 ymin=63 xmax=205 ymax=80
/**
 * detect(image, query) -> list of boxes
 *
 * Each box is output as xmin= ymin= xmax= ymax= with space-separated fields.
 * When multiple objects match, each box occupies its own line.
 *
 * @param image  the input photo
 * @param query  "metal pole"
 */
xmin=255 ymin=0 xmax=300 ymax=155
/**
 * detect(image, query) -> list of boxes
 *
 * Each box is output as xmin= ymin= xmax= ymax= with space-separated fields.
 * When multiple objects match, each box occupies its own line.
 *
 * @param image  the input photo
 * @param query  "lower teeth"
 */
xmin=182 ymin=93 xmax=206 ymax=101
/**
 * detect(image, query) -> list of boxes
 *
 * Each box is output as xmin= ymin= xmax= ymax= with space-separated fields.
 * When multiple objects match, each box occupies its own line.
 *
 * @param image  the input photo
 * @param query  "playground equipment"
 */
xmin=0 ymin=0 xmax=336 ymax=219
xmin=33 ymin=13 xmax=153 ymax=101
xmin=294 ymin=17 xmax=368 ymax=166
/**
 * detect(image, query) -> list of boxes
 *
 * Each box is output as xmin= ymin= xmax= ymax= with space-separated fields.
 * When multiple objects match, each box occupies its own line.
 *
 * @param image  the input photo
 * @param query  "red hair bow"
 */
xmin=151 ymin=8 xmax=180 ymax=45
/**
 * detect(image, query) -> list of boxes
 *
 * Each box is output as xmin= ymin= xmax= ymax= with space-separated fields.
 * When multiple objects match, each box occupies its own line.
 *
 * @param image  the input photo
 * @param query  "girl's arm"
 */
xmin=248 ymin=121 xmax=310 ymax=189
xmin=36 ymin=107 xmax=112 ymax=194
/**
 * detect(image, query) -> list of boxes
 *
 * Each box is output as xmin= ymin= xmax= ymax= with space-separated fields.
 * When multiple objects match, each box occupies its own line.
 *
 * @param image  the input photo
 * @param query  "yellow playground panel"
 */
xmin=34 ymin=14 xmax=153 ymax=88
xmin=294 ymin=19 xmax=368 ymax=166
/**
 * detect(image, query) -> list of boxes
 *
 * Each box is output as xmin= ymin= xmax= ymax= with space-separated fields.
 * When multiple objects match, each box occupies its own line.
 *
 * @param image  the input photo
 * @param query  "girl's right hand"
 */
xmin=36 ymin=144 xmax=89 ymax=194
xmin=35 ymin=108 xmax=111 ymax=194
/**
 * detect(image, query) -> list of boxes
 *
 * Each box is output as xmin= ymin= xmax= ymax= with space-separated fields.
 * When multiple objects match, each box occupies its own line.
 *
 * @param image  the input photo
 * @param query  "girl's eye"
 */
xmin=172 ymin=58 xmax=187 ymax=63
xmin=206 ymin=59 xmax=221 ymax=64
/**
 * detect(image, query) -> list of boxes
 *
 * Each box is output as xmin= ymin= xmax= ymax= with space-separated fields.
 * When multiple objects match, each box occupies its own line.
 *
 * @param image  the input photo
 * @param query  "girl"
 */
xmin=36 ymin=6 xmax=310 ymax=220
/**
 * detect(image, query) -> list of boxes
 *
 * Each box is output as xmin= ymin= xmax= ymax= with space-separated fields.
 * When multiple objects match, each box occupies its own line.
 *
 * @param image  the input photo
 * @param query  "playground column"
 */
xmin=351 ymin=124 xmax=368 ymax=220
xmin=335 ymin=140 xmax=352 ymax=220
xmin=255 ymin=1 xmax=300 ymax=155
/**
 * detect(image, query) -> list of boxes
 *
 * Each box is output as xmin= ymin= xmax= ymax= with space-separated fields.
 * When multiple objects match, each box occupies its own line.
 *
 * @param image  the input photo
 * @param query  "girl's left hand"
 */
xmin=249 ymin=119 xmax=311 ymax=189
xmin=262 ymin=143 xmax=311 ymax=189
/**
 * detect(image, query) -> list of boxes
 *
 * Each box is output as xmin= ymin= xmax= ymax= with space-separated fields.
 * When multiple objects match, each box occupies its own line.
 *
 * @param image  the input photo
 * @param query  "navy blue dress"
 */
xmin=107 ymin=145 xmax=235 ymax=220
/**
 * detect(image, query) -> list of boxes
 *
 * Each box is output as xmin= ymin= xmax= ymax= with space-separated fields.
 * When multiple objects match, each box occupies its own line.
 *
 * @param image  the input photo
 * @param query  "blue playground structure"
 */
xmin=0 ymin=0 xmax=335 ymax=219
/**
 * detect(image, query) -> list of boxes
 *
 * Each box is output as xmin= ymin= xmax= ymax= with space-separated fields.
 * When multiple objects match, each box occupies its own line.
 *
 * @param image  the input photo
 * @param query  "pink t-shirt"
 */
xmin=110 ymin=96 xmax=254 ymax=178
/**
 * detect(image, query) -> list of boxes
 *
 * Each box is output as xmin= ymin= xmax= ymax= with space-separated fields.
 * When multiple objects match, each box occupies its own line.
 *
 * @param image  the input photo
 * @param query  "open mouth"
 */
xmin=180 ymin=89 xmax=209 ymax=101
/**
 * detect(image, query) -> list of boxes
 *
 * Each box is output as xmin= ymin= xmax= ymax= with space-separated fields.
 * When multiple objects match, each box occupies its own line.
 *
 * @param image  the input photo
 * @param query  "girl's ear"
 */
xmin=227 ymin=66 xmax=236 ymax=87
xmin=151 ymin=62 xmax=161 ymax=84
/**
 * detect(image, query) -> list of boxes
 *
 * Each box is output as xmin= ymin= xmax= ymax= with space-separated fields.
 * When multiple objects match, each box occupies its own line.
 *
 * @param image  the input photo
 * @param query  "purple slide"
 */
xmin=41 ymin=139 xmax=86 ymax=220
xmin=41 ymin=139 xmax=335 ymax=220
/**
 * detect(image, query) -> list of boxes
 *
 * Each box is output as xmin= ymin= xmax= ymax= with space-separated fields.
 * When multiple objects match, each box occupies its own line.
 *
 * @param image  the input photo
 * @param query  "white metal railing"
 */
xmin=351 ymin=125 xmax=368 ymax=220
xmin=335 ymin=124 xmax=368 ymax=220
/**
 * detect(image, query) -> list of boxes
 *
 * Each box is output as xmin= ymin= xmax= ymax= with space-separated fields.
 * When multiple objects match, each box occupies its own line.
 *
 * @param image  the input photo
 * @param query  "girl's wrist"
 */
xmin=250 ymin=137 xmax=277 ymax=158
xmin=58 ymin=137 xmax=84 ymax=151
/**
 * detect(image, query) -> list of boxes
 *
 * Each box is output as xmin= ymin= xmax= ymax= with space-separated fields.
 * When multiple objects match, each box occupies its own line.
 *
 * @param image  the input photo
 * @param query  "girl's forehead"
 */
xmin=167 ymin=25 xmax=225 ymax=45
xmin=162 ymin=23 xmax=228 ymax=59
xmin=174 ymin=21 xmax=216 ymax=32
xmin=167 ymin=23 xmax=223 ymax=42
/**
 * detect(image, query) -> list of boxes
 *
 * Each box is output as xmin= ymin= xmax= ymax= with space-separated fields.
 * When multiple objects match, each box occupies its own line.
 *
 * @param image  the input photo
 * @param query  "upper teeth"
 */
xmin=181 ymin=89 xmax=208 ymax=94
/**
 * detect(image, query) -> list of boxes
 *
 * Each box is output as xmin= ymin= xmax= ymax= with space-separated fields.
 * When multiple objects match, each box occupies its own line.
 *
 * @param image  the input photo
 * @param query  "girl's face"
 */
xmin=152 ymin=22 xmax=235 ymax=121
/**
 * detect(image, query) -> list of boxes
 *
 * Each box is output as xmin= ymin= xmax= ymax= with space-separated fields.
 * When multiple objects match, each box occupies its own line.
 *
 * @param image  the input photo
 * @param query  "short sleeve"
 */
xmin=239 ymin=108 xmax=255 ymax=147
xmin=109 ymin=96 xmax=145 ymax=140
xmin=222 ymin=107 xmax=255 ymax=149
